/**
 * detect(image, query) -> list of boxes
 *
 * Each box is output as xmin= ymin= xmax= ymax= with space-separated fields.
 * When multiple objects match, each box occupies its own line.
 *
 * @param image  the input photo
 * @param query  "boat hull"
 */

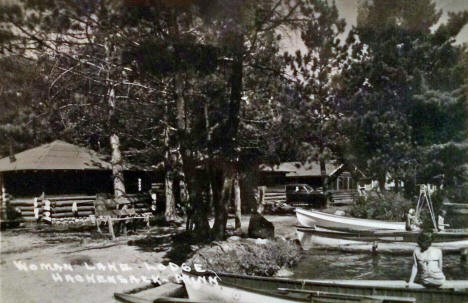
xmin=312 ymin=225 xmax=468 ymax=241
xmin=183 ymin=273 xmax=305 ymax=303
xmin=296 ymin=208 xmax=406 ymax=231
xmin=296 ymin=226 xmax=468 ymax=254
xmin=184 ymin=271 xmax=468 ymax=303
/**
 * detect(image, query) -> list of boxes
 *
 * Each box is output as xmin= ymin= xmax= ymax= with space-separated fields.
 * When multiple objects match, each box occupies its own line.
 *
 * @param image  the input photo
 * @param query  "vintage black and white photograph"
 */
xmin=1 ymin=0 xmax=467 ymax=302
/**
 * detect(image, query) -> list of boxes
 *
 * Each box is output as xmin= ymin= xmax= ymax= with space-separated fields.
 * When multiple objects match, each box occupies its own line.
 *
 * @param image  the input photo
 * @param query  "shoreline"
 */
xmin=0 ymin=214 xmax=298 ymax=303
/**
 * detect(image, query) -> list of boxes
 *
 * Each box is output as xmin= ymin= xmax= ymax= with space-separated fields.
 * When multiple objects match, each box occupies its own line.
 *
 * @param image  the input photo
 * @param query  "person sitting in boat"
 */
xmin=408 ymin=232 xmax=445 ymax=288
xmin=406 ymin=208 xmax=421 ymax=231
xmin=437 ymin=210 xmax=449 ymax=231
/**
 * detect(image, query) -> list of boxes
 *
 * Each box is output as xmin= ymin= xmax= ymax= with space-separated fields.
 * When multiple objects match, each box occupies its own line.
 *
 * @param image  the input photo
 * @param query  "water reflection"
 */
xmin=293 ymin=250 xmax=468 ymax=280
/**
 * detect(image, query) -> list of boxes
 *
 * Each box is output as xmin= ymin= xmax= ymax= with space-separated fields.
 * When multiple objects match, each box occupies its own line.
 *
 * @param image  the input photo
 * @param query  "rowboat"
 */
xmin=296 ymin=208 xmax=406 ymax=231
xmin=310 ymin=225 xmax=468 ymax=241
xmin=296 ymin=226 xmax=468 ymax=254
xmin=183 ymin=271 xmax=468 ymax=303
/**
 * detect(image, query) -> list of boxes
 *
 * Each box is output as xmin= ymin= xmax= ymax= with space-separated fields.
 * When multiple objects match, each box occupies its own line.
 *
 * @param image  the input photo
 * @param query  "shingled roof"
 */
xmin=259 ymin=161 xmax=342 ymax=177
xmin=0 ymin=140 xmax=111 ymax=172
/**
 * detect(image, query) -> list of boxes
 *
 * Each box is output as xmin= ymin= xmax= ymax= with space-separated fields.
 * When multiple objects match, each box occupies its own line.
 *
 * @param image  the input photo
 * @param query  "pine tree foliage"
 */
xmin=339 ymin=0 xmax=468 ymax=192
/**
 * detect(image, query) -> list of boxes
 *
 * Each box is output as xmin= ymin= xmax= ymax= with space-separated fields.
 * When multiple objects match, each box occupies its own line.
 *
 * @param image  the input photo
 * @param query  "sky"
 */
xmin=282 ymin=0 xmax=468 ymax=54
xmin=335 ymin=0 xmax=468 ymax=44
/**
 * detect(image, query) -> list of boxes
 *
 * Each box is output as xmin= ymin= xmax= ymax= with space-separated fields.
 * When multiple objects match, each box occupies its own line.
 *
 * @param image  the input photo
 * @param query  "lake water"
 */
xmin=293 ymin=249 xmax=468 ymax=280
xmin=291 ymin=210 xmax=468 ymax=281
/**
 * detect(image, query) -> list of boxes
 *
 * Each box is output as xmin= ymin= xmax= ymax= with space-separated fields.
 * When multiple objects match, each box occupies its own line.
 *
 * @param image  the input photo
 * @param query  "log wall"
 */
xmin=9 ymin=193 xmax=151 ymax=222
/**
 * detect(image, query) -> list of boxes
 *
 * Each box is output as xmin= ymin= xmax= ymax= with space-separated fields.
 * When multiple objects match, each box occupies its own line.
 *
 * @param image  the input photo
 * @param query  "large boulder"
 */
xmin=248 ymin=213 xmax=275 ymax=239
xmin=186 ymin=237 xmax=301 ymax=276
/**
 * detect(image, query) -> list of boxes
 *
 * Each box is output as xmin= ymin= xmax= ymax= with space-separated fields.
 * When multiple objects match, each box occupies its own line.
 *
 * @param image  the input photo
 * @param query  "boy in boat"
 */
xmin=408 ymin=232 xmax=445 ymax=288
xmin=405 ymin=208 xmax=421 ymax=231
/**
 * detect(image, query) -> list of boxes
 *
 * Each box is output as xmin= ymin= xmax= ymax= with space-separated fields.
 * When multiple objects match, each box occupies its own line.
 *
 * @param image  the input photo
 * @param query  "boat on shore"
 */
xmin=183 ymin=271 xmax=468 ymax=303
xmin=296 ymin=208 xmax=406 ymax=231
xmin=296 ymin=225 xmax=468 ymax=254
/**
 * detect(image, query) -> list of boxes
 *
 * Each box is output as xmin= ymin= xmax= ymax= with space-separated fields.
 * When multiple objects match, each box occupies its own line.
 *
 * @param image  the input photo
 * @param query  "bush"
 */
xmin=439 ymin=185 xmax=468 ymax=204
xmin=351 ymin=191 xmax=414 ymax=221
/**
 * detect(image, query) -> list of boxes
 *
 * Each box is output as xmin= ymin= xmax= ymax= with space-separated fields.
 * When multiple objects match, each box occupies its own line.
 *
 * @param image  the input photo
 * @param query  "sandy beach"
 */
xmin=0 ymin=215 xmax=297 ymax=303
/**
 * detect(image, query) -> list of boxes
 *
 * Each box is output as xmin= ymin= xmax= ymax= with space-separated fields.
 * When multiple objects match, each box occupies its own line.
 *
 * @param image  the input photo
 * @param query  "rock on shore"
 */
xmin=185 ymin=236 xmax=301 ymax=276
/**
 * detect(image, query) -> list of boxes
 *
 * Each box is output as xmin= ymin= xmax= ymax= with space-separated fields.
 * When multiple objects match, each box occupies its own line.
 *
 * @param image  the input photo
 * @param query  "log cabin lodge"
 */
xmin=0 ymin=140 xmax=156 ymax=222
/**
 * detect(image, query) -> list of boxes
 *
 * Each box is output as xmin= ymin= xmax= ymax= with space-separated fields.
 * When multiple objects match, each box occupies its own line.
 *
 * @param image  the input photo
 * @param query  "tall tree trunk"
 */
xmin=110 ymin=133 xmax=126 ymax=202
xmin=108 ymin=85 xmax=126 ymax=202
xmin=213 ymin=168 xmax=233 ymax=240
xmin=212 ymin=48 xmax=244 ymax=240
xmin=175 ymin=73 xmax=186 ymax=131
xmin=164 ymin=170 xmax=178 ymax=222
xmin=257 ymin=185 xmax=266 ymax=214
xmin=234 ymin=171 xmax=241 ymax=230
xmin=394 ymin=178 xmax=400 ymax=192
xmin=320 ymin=158 xmax=328 ymax=191
xmin=190 ymin=178 xmax=211 ymax=239
xmin=378 ymin=173 xmax=386 ymax=192
xmin=163 ymin=112 xmax=178 ymax=222
xmin=226 ymin=52 xmax=243 ymax=151
xmin=173 ymin=73 xmax=192 ymax=222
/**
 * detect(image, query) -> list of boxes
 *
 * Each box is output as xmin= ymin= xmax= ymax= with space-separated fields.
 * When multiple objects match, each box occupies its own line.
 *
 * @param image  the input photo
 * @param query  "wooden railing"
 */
xmin=330 ymin=190 xmax=357 ymax=205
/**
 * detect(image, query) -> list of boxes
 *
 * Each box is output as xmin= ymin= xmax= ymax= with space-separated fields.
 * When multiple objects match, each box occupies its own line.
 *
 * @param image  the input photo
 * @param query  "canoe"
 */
xmin=183 ymin=271 xmax=468 ymax=303
xmin=311 ymin=225 xmax=468 ymax=241
xmin=296 ymin=226 xmax=468 ymax=254
xmin=296 ymin=208 xmax=406 ymax=231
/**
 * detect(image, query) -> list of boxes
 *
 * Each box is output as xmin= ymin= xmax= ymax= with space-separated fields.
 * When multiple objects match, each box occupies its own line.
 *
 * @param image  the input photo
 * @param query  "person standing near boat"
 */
xmin=437 ymin=210 xmax=449 ymax=231
xmin=406 ymin=208 xmax=421 ymax=231
xmin=408 ymin=232 xmax=445 ymax=288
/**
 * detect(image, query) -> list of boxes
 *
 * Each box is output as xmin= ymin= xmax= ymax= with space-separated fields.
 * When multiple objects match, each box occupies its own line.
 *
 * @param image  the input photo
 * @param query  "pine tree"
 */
xmin=339 ymin=0 xmax=468 ymax=193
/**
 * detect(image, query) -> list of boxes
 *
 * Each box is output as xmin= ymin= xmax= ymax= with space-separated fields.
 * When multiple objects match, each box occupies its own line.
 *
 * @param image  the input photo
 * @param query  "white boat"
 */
xmin=296 ymin=226 xmax=468 ymax=254
xmin=296 ymin=208 xmax=406 ymax=231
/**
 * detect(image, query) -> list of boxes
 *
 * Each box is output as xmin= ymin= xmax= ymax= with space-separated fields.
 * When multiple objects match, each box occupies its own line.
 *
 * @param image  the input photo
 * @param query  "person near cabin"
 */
xmin=42 ymin=199 xmax=52 ymax=224
xmin=437 ymin=210 xmax=449 ymax=231
xmin=150 ymin=190 xmax=158 ymax=215
xmin=72 ymin=201 xmax=79 ymax=217
xmin=408 ymin=232 xmax=445 ymax=288
xmin=33 ymin=197 xmax=40 ymax=223
xmin=406 ymin=208 xmax=421 ymax=231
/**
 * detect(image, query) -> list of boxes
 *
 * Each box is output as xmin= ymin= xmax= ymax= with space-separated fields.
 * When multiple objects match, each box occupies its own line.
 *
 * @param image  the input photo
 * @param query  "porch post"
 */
xmin=0 ymin=173 xmax=4 ymax=208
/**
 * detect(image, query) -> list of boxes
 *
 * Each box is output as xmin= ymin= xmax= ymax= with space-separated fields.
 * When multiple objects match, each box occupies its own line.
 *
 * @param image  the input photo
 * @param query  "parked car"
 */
xmin=285 ymin=184 xmax=327 ymax=208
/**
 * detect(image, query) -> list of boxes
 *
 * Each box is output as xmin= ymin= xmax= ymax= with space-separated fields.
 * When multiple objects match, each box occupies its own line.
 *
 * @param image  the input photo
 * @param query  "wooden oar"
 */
xmin=277 ymin=288 xmax=416 ymax=303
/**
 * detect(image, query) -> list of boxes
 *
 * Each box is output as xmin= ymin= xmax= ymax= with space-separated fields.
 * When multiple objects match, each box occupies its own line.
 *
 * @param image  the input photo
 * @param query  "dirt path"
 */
xmin=0 ymin=226 xmax=178 ymax=303
xmin=0 ymin=214 xmax=297 ymax=303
